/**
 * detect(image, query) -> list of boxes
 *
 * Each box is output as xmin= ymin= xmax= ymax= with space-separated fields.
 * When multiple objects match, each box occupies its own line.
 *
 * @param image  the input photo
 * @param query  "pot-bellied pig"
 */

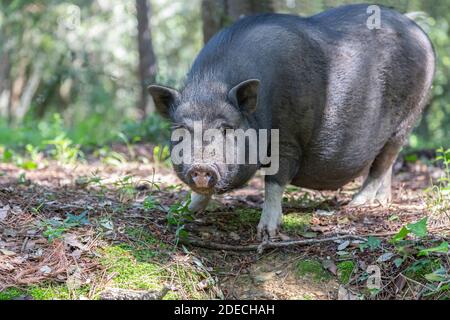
xmin=148 ymin=4 xmax=435 ymax=240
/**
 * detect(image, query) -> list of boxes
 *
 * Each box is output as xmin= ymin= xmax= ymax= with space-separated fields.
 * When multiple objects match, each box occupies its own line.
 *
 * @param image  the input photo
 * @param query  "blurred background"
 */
xmin=0 ymin=0 xmax=448 ymax=160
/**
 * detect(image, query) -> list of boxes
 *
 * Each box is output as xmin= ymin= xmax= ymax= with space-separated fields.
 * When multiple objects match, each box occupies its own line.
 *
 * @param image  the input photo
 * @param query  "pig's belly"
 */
xmin=291 ymin=152 xmax=374 ymax=191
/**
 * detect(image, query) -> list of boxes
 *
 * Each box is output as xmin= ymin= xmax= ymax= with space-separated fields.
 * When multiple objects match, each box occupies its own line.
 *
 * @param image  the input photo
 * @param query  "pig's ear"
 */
xmin=148 ymin=85 xmax=180 ymax=119
xmin=228 ymin=79 xmax=260 ymax=114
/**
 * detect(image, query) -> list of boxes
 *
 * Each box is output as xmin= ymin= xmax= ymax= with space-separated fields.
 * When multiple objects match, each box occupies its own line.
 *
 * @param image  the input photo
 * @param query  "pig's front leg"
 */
xmin=257 ymin=181 xmax=286 ymax=241
xmin=188 ymin=192 xmax=211 ymax=213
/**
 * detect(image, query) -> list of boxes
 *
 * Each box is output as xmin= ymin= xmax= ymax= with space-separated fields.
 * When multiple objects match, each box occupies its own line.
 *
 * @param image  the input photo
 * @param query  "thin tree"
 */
xmin=136 ymin=0 xmax=157 ymax=117
xmin=201 ymin=0 xmax=274 ymax=44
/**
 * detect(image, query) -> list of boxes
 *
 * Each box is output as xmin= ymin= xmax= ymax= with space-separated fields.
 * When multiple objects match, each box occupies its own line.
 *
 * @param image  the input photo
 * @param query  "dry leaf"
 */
xmin=0 ymin=249 xmax=16 ymax=256
xmin=0 ymin=205 xmax=9 ymax=221
xmin=338 ymin=286 xmax=360 ymax=300
xmin=338 ymin=240 xmax=350 ymax=251
xmin=322 ymin=259 xmax=337 ymax=275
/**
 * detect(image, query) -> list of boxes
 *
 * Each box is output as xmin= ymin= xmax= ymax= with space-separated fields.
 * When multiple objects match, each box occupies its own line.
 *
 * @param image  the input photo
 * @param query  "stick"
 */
xmin=99 ymin=287 xmax=169 ymax=300
xmin=180 ymin=235 xmax=367 ymax=253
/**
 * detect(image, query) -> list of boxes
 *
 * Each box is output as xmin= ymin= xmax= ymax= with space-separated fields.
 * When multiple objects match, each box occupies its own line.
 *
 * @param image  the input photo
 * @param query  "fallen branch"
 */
xmin=99 ymin=287 xmax=170 ymax=300
xmin=180 ymin=235 xmax=367 ymax=253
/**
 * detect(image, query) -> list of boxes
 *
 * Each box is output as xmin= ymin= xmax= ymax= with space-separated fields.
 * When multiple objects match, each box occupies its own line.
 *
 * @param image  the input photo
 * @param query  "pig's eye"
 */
xmin=220 ymin=124 xmax=234 ymax=132
xmin=171 ymin=123 xmax=185 ymax=130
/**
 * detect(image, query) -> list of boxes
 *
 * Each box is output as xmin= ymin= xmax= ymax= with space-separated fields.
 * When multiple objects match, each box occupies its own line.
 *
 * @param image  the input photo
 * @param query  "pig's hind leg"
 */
xmin=349 ymin=141 xmax=401 ymax=206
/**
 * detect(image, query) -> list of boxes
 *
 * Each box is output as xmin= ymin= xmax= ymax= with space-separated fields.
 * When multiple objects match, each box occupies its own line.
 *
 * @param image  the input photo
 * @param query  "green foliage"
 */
xmin=40 ymin=211 xmax=90 ymax=242
xmin=359 ymin=236 xmax=382 ymax=252
xmin=167 ymin=198 xmax=193 ymax=244
xmin=143 ymin=195 xmax=158 ymax=211
xmin=389 ymin=218 xmax=449 ymax=297
xmin=426 ymin=148 xmax=450 ymax=219
xmin=122 ymin=114 xmax=171 ymax=146
xmin=391 ymin=217 xmax=429 ymax=242
xmin=0 ymin=0 xmax=448 ymax=151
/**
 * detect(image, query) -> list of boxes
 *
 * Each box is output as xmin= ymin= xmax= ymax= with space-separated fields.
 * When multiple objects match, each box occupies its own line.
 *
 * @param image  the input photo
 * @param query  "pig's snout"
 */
xmin=187 ymin=165 xmax=219 ymax=190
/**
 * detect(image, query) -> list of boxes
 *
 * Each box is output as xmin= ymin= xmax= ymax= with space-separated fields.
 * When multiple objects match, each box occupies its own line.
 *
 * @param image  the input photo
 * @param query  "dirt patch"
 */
xmin=0 ymin=157 xmax=448 ymax=300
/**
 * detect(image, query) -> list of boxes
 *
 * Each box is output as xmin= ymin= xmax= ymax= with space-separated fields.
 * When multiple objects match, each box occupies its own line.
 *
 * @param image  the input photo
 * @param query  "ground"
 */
xmin=0 ymin=148 xmax=449 ymax=300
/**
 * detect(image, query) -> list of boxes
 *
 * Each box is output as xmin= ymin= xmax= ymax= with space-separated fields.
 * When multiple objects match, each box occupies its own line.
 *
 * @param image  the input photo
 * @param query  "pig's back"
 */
xmin=187 ymin=6 xmax=435 ymax=190
xmin=295 ymin=5 xmax=435 ymax=189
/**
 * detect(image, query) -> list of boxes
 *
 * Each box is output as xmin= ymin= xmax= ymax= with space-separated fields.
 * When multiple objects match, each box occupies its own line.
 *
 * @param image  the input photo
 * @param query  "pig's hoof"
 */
xmin=257 ymin=223 xmax=280 ymax=242
xmin=348 ymin=193 xmax=376 ymax=207
xmin=374 ymin=192 xmax=392 ymax=206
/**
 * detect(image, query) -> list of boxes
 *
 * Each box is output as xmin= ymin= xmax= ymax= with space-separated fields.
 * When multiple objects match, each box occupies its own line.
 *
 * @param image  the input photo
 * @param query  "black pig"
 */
xmin=148 ymin=4 xmax=435 ymax=240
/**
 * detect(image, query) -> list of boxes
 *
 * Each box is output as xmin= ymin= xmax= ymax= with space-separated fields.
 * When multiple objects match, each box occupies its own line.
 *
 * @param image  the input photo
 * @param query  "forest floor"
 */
xmin=0 ymin=147 xmax=449 ymax=300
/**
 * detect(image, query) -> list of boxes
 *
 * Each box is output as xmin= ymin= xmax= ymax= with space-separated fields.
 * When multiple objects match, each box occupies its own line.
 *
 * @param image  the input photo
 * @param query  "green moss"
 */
xmin=101 ymin=223 xmax=216 ymax=300
xmin=0 ymin=288 xmax=25 ymax=300
xmin=296 ymin=259 xmax=332 ymax=283
xmin=282 ymin=213 xmax=312 ymax=234
xmin=28 ymin=285 xmax=70 ymax=300
xmin=0 ymin=285 xmax=92 ymax=300
xmin=123 ymin=227 xmax=167 ymax=262
xmin=230 ymin=209 xmax=261 ymax=227
xmin=337 ymin=261 xmax=356 ymax=284
xmin=100 ymin=245 xmax=209 ymax=299
xmin=283 ymin=192 xmax=325 ymax=210
xmin=101 ymin=246 xmax=165 ymax=291
xmin=27 ymin=284 xmax=92 ymax=300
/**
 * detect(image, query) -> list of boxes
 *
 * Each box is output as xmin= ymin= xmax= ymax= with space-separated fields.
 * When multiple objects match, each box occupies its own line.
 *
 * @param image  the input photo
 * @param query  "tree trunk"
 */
xmin=7 ymin=58 xmax=27 ymax=124
xmin=15 ymin=60 xmax=43 ymax=122
xmin=201 ymin=0 xmax=226 ymax=45
xmin=136 ymin=0 xmax=157 ymax=118
xmin=0 ymin=51 xmax=11 ymax=117
xmin=201 ymin=0 xmax=274 ymax=44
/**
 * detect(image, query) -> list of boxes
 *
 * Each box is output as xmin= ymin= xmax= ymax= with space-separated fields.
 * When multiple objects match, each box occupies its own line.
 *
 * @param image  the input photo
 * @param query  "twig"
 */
xmin=180 ymin=235 xmax=367 ymax=253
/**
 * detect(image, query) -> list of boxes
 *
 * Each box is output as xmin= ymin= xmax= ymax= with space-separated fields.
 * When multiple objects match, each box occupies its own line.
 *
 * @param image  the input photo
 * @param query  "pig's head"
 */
xmin=148 ymin=79 xmax=261 ymax=195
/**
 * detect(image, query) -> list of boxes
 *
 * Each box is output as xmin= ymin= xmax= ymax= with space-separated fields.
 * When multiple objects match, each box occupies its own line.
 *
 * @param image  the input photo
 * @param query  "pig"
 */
xmin=148 ymin=4 xmax=436 ymax=241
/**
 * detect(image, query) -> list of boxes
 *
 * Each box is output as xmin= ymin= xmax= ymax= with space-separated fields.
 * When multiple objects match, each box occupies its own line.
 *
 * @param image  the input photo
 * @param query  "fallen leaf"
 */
xmin=316 ymin=210 xmax=336 ymax=217
xmin=338 ymin=240 xmax=350 ymax=251
xmin=311 ymin=225 xmax=331 ymax=233
xmin=197 ymin=279 xmax=210 ymax=290
xmin=322 ymin=259 xmax=337 ymax=275
xmin=71 ymin=249 xmax=82 ymax=259
xmin=0 ymin=205 xmax=10 ymax=221
xmin=337 ymin=217 xmax=350 ymax=225
xmin=301 ymin=232 xmax=318 ymax=238
xmin=67 ymin=270 xmax=83 ymax=290
xmin=229 ymin=232 xmax=240 ymax=241
xmin=3 ymin=229 xmax=17 ymax=237
xmin=377 ymin=252 xmax=395 ymax=263
xmin=39 ymin=265 xmax=52 ymax=274
xmin=394 ymin=275 xmax=407 ymax=293
xmin=0 ymin=249 xmax=16 ymax=256
xmin=338 ymin=286 xmax=360 ymax=300
xmin=64 ymin=233 xmax=85 ymax=250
